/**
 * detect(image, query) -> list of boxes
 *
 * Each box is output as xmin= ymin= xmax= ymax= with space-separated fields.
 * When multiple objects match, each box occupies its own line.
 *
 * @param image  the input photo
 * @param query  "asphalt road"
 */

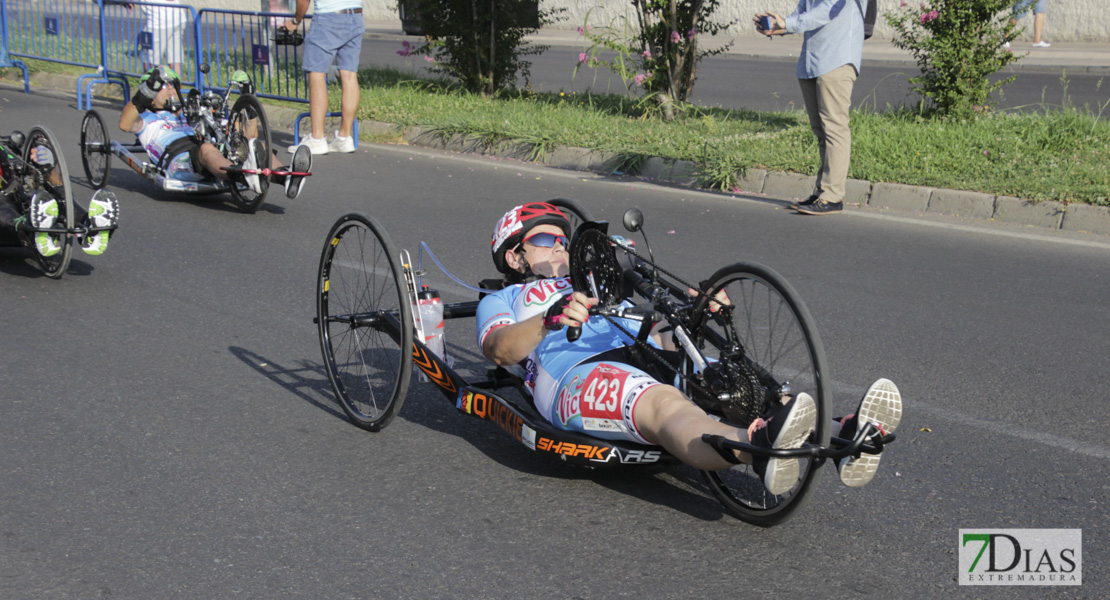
xmin=1 ymin=89 xmax=1108 ymax=598
xmin=364 ymin=38 xmax=1110 ymax=114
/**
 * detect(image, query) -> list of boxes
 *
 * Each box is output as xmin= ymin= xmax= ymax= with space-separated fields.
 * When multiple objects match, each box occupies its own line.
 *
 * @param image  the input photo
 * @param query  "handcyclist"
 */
xmin=1 ymin=132 xmax=119 ymax=257
xmin=476 ymin=202 xmax=903 ymax=493
xmin=117 ymin=66 xmax=312 ymax=199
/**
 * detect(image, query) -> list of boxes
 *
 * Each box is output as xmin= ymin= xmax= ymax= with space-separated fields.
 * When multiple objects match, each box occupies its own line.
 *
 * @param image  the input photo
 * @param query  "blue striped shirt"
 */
xmin=784 ymin=0 xmax=868 ymax=79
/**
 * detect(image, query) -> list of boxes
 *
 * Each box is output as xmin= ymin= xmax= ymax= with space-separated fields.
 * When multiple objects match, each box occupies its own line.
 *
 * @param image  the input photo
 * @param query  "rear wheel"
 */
xmin=226 ymin=94 xmax=271 ymax=214
xmin=23 ymin=126 xmax=74 ymax=279
xmin=317 ymin=212 xmax=413 ymax=431
xmin=688 ymin=262 xmax=830 ymax=527
xmin=80 ymin=110 xmax=111 ymax=189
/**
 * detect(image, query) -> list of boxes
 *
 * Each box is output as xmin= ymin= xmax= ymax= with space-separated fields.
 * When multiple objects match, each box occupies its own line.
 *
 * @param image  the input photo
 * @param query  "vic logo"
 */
xmin=522 ymin=279 xmax=570 ymax=307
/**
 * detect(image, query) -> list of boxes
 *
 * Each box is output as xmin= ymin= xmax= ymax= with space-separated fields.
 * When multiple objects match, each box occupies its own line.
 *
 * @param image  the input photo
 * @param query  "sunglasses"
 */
xmin=523 ymin=232 xmax=568 ymax=249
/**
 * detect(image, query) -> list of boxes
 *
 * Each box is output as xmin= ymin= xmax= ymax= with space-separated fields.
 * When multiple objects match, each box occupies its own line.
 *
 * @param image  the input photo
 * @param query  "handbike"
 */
xmin=0 ymin=127 xmax=115 ymax=278
xmin=312 ymin=200 xmax=897 ymax=527
xmin=78 ymin=64 xmax=275 ymax=214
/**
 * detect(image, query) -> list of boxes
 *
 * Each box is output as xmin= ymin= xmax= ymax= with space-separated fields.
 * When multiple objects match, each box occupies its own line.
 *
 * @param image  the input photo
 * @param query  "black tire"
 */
xmin=689 ymin=262 xmax=831 ymax=527
xmin=23 ymin=126 xmax=74 ymax=279
xmin=317 ymin=212 xmax=414 ymax=431
xmin=226 ymin=94 xmax=271 ymax=214
xmin=547 ymin=198 xmax=594 ymax=232
xmin=80 ymin=110 xmax=111 ymax=190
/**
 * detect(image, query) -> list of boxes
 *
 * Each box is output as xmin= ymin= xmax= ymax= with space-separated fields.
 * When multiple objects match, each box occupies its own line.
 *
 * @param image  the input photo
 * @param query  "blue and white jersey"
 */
xmin=136 ymin=111 xmax=196 ymax=178
xmin=475 ymin=277 xmax=655 ymax=420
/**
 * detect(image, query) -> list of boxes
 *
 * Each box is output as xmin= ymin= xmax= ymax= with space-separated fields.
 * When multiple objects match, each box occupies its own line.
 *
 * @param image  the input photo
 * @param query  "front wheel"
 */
xmin=226 ymin=94 xmax=271 ymax=214
xmin=23 ymin=126 xmax=75 ymax=279
xmin=317 ymin=212 xmax=414 ymax=431
xmin=689 ymin=262 xmax=831 ymax=527
xmin=80 ymin=110 xmax=111 ymax=189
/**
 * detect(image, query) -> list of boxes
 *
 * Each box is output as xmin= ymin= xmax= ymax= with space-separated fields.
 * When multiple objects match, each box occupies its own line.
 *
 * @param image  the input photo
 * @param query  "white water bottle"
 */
xmin=416 ymin=285 xmax=445 ymax=360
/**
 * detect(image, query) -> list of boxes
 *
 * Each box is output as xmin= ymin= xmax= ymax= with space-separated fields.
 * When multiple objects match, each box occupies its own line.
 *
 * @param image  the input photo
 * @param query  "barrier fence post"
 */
xmin=0 ymin=0 xmax=31 ymax=92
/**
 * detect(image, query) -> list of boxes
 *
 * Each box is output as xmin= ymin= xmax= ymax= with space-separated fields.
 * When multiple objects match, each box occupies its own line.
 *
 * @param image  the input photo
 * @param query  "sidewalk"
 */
xmin=364 ymin=20 xmax=1110 ymax=75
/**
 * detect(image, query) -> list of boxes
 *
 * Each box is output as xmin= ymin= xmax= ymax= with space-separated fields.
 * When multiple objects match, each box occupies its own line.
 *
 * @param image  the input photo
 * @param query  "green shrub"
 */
xmin=886 ymin=0 xmax=1020 ymax=117
xmin=576 ymin=1 xmax=735 ymax=118
xmin=402 ymin=0 xmax=560 ymax=97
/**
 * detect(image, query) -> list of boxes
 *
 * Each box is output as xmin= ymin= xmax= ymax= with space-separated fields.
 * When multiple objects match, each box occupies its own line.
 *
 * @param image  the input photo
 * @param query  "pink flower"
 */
xmin=671 ymin=31 xmax=681 ymax=43
xmin=577 ymin=26 xmax=584 ymax=35
xmin=642 ymin=49 xmax=651 ymax=58
xmin=919 ymin=10 xmax=938 ymax=24
xmin=396 ymin=49 xmax=411 ymax=56
xmin=424 ymin=56 xmax=434 ymax=63
xmin=687 ymin=29 xmax=696 ymax=39
xmin=634 ymin=73 xmax=646 ymax=86
xmin=578 ymin=52 xmax=588 ymax=63
xmin=900 ymin=1 xmax=907 ymax=5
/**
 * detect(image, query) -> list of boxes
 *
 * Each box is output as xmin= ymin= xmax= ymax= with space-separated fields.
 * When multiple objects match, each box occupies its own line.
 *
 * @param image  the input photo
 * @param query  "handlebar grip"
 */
xmin=565 ymin=305 xmax=600 ymax=342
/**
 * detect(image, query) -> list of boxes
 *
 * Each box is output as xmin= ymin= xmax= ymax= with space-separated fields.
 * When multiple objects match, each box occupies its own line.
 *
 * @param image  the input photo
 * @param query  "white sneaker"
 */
xmin=750 ymin=393 xmax=817 ymax=495
xmin=287 ymin=135 xmax=329 ymax=155
xmin=326 ymin=130 xmax=355 ymax=153
xmin=1031 ymin=40 xmax=1051 ymax=48
xmin=29 ymin=193 xmax=61 ymax=257
xmin=837 ymin=378 xmax=902 ymax=487
xmin=242 ymin=138 xmax=263 ymax=194
xmin=81 ymin=189 xmax=119 ymax=256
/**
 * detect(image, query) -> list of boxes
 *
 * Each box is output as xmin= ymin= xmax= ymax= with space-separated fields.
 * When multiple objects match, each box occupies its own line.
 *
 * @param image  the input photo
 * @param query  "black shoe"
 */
xmin=788 ymin=194 xmax=819 ymax=211
xmin=281 ymin=144 xmax=312 ymax=199
xmin=749 ymin=394 xmax=817 ymax=495
xmin=795 ymin=199 xmax=843 ymax=215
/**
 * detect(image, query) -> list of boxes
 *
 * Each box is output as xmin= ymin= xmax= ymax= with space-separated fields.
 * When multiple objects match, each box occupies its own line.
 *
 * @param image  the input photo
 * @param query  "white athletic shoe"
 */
xmin=287 ymin=135 xmax=329 ymax=155
xmin=326 ymin=130 xmax=355 ymax=153
xmin=837 ymin=378 xmax=903 ymax=487
xmin=1031 ymin=40 xmax=1051 ymax=48
xmin=751 ymin=393 xmax=817 ymax=495
xmin=29 ymin=193 xmax=61 ymax=257
xmin=242 ymin=138 xmax=263 ymax=194
xmin=81 ymin=189 xmax=119 ymax=256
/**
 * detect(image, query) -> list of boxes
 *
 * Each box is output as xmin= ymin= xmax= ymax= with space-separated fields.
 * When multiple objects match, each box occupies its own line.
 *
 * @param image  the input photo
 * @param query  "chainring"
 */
xmin=567 ymin=224 xmax=623 ymax=306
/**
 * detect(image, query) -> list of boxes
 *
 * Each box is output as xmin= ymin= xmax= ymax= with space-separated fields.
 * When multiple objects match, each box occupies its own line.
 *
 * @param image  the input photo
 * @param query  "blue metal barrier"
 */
xmin=5 ymin=0 xmax=341 ymax=128
xmin=196 ymin=8 xmax=311 ymax=102
xmin=0 ymin=0 xmax=30 ymax=92
xmin=100 ymin=1 xmax=198 ymax=87
xmin=5 ymin=0 xmax=103 ymax=65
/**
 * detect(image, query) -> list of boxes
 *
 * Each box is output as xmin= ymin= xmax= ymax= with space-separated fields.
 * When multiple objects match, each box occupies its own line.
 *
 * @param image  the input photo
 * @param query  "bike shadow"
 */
xmin=0 ymin=246 xmax=94 ymax=278
xmin=228 ymin=342 xmax=732 ymax=523
xmin=228 ymin=345 xmax=349 ymax=423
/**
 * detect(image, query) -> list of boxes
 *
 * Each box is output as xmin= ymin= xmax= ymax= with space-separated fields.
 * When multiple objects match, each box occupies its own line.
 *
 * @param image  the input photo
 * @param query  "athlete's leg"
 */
xmin=633 ymin=385 xmax=750 ymax=470
xmin=197 ymin=142 xmax=284 ymax=181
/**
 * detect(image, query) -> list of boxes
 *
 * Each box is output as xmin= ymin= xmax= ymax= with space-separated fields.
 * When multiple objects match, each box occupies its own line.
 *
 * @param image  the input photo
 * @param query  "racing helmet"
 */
xmin=491 ymin=202 xmax=571 ymax=274
xmin=139 ymin=65 xmax=182 ymax=93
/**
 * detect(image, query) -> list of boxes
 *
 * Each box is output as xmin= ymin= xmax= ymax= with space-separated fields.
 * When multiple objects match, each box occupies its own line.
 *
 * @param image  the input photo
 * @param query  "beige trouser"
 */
xmin=799 ymin=64 xmax=858 ymax=202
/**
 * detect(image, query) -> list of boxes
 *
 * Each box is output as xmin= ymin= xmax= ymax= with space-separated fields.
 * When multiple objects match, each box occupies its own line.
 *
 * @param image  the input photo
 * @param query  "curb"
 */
xmin=5 ymin=71 xmax=1109 ymax=236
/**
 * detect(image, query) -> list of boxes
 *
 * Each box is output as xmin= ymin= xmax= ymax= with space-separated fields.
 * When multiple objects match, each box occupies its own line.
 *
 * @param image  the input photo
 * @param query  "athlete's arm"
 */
xmin=119 ymin=103 xmax=144 ymax=134
xmin=482 ymin=313 xmax=548 ymax=366
xmin=481 ymin=291 xmax=595 ymax=365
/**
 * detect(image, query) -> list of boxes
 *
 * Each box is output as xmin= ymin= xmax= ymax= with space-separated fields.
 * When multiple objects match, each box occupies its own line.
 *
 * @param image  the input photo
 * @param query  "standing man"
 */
xmin=755 ymin=1 xmax=868 ymax=215
xmin=284 ymin=0 xmax=364 ymax=155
